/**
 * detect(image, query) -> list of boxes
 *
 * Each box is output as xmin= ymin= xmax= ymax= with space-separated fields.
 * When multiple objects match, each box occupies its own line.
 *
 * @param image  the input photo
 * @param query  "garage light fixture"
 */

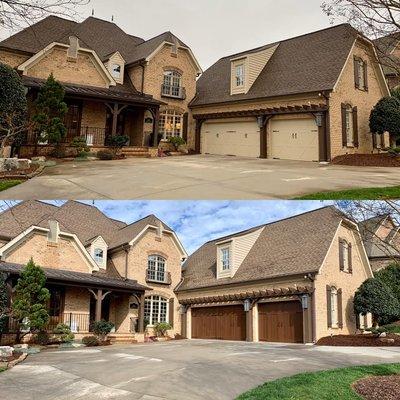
xmin=257 ymin=116 xmax=265 ymax=129
xmin=244 ymin=299 xmax=251 ymax=312
xmin=301 ymin=295 xmax=309 ymax=310
xmin=315 ymin=113 xmax=324 ymax=127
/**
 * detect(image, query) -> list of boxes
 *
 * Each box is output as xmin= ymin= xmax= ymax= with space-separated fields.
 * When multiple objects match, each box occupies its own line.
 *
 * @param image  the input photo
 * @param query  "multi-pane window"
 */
xmin=330 ymin=287 xmax=338 ymax=328
xmin=354 ymin=58 xmax=367 ymax=91
xmin=159 ymin=110 xmax=183 ymax=139
xmin=112 ymin=64 xmax=121 ymax=79
xmin=345 ymin=106 xmax=354 ymax=146
xmin=339 ymin=239 xmax=352 ymax=273
xmin=235 ymin=64 xmax=245 ymax=87
xmin=163 ymin=71 xmax=182 ymax=97
xmin=147 ymin=255 xmax=166 ymax=282
xmin=144 ymin=295 xmax=168 ymax=325
xmin=221 ymin=248 xmax=231 ymax=270
xmin=94 ymin=248 xmax=104 ymax=265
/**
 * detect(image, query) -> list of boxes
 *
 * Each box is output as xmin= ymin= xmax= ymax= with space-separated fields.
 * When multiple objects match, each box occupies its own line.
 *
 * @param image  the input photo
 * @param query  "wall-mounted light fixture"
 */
xmin=244 ymin=299 xmax=251 ymax=312
xmin=301 ymin=294 xmax=309 ymax=310
xmin=257 ymin=116 xmax=265 ymax=129
xmin=315 ymin=113 xmax=324 ymax=127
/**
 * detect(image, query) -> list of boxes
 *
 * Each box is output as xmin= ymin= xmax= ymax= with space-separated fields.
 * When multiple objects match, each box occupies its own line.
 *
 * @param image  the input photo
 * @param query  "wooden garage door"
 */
xmin=258 ymin=301 xmax=303 ymax=343
xmin=192 ymin=305 xmax=246 ymax=341
xmin=201 ymin=120 xmax=260 ymax=158
xmin=270 ymin=118 xmax=319 ymax=162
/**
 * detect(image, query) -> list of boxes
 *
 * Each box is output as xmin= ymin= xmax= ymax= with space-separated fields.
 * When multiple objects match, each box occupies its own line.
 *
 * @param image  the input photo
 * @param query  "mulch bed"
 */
xmin=332 ymin=154 xmax=400 ymax=167
xmin=316 ymin=334 xmax=400 ymax=347
xmin=353 ymin=375 xmax=400 ymax=400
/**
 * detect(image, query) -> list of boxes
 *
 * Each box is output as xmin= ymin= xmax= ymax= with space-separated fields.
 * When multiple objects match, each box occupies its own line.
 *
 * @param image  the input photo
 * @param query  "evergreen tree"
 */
xmin=12 ymin=259 xmax=50 ymax=334
xmin=32 ymin=74 xmax=68 ymax=146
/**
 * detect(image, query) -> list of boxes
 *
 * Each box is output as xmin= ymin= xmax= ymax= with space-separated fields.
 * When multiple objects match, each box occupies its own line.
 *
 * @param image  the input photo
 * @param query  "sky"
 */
xmin=0 ymin=0 xmax=335 ymax=69
xmin=78 ymin=200 xmax=330 ymax=254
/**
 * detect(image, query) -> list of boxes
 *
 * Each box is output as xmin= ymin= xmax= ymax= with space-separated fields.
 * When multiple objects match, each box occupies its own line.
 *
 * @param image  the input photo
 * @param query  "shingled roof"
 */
xmin=190 ymin=24 xmax=359 ymax=107
xmin=177 ymin=206 xmax=347 ymax=292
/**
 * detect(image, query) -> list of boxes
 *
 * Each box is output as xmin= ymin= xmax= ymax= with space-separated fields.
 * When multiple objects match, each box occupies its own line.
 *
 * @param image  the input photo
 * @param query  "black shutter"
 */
xmin=327 ymin=285 xmax=332 ymax=328
xmin=339 ymin=239 xmax=345 ymax=271
xmin=337 ymin=289 xmax=343 ymax=329
xmin=352 ymin=107 xmax=359 ymax=148
xmin=341 ymin=104 xmax=348 ymax=147
xmin=364 ymin=61 xmax=368 ymax=91
xmin=354 ymin=57 xmax=360 ymax=89
xmin=182 ymin=112 xmax=189 ymax=143
xmin=372 ymin=133 xmax=377 ymax=149
xmin=168 ymin=298 xmax=174 ymax=328
xmin=348 ymin=242 xmax=353 ymax=273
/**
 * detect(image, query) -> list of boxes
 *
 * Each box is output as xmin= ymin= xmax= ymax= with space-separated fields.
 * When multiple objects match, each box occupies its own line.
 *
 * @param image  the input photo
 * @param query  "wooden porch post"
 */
xmin=138 ymin=293 xmax=145 ymax=333
xmin=95 ymin=289 xmax=103 ymax=322
xmin=112 ymin=103 xmax=119 ymax=136
xmin=194 ymin=119 xmax=204 ymax=154
xmin=152 ymin=108 xmax=160 ymax=147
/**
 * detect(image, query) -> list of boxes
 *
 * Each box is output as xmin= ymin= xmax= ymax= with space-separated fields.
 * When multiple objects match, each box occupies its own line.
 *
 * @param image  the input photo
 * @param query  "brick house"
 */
xmin=176 ymin=206 xmax=373 ymax=343
xmin=188 ymin=24 xmax=391 ymax=161
xmin=0 ymin=201 xmax=187 ymax=343
xmin=0 ymin=16 xmax=202 ymax=157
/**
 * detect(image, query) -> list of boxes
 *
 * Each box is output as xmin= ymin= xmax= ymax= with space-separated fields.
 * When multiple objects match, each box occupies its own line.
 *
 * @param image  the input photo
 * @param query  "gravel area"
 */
xmin=353 ymin=375 xmax=400 ymax=400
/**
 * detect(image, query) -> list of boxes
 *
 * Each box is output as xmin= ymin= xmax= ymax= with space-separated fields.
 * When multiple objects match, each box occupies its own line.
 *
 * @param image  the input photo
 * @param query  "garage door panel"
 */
xmin=201 ymin=121 xmax=260 ymax=158
xmin=270 ymin=119 xmax=319 ymax=162
xmin=192 ymin=305 xmax=246 ymax=341
xmin=258 ymin=301 xmax=303 ymax=343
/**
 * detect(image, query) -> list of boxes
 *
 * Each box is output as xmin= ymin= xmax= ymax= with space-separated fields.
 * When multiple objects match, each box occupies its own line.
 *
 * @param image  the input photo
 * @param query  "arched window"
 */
xmin=94 ymin=248 xmax=104 ymax=264
xmin=147 ymin=255 xmax=166 ymax=283
xmin=144 ymin=295 xmax=168 ymax=325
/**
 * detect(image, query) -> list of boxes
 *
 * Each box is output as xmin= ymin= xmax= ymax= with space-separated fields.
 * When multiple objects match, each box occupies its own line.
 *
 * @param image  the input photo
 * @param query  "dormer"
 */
xmin=230 ymin=44 xmax=279 ymax=95
xmin=104 ymin=51 xmax=125 ymax=84
xmin=216 ymin=227 xmax=264 ymax=279
xmin=88 ymin=236 xmax=108 ymax=269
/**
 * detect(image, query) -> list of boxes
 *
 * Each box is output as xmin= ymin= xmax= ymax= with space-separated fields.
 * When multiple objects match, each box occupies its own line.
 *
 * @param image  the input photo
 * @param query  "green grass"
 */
xmin=383 ymin=325 xmax=400 ymax=334
xmin=0 ymin=367 xmax=6 ymax=373
xmin=296 ymin=186 xmax=400 ymax=200
xmin=0 ymin=180 xmax=23 ymax=192
xmin=237 ymin=363 xmax=400 ymax=400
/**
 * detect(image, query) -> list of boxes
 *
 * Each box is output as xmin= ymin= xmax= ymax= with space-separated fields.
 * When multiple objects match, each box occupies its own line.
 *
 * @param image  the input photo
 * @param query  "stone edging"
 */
xmin=6 ymin=352 xmax=28 ymax=369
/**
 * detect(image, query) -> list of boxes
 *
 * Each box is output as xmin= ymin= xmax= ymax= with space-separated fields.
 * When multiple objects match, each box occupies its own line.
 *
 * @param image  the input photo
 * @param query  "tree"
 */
xmin=32 ymin=74 xmax=68 ymax=148
xmin=0 ymin=272 xmax=9 ymax=342
xmin=322 ymin=1 xmax=400 ymax=75
xmin=0 ymin=63 xmax=28 ymax=156
xmin=370 ymin=96 xmax=400 ymax=146
xmin=375 ymin=264 xmax=400 ymax=302
xmin=354 ymin=277 xmax=400 ymax=325
xmin=12 ymin=259 xmax=50 ymax=337
xmin=0 ymin=0 xmax=89 ymax=31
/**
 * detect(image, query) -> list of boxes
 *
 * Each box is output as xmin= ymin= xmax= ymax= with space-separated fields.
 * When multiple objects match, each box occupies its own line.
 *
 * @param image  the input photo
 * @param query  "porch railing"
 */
xmin=145 ymin=269 xmax=172 ymax=285
xmin=161 ymin=84 xmax=186 ymax=100
xmin=6 ymin=313 xmax=91 ymax=333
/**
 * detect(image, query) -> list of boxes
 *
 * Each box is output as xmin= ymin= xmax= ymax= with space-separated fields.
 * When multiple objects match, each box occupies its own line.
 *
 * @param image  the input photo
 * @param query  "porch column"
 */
xmin=138 ymin=293 xmax=145 ymax=333
xmin=95 ymin=288 xmax=103 ymax=322
xmin=152 ymin=108 xmax=160 ymax=147
xmin=252 ymin=303 xmax=259 ymax=342
xmin=186 ymin=306 xmax=192 ymax=339
xmin=259 ymin=115 xmax=272 ymax=159
xmin=194 ymin=119 xmax=204 ymax=154
xmin=106 ymin=103 xmax=128 ymax=136
xmin=316 ymin=111 xmax=328 ymax=162
xmin=301 ymin=294 xmax=313 ymax=344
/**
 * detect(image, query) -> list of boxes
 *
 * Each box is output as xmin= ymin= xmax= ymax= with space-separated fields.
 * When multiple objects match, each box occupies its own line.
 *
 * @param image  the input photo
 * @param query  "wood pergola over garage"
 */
xmin=180 ymin=286 xmax=313 ymax=344
xmin=193 ymin=104 xmax=329 ymax=162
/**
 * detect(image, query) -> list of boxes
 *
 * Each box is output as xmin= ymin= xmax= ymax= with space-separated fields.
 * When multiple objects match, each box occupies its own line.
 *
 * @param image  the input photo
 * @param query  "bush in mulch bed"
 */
xmin=353 ymin=375 xmax=400 ymax=400
xmin=317 ymin=334 xmax=400 ymax=347
xmin=332 ymin=154 xmax=400 ymax=167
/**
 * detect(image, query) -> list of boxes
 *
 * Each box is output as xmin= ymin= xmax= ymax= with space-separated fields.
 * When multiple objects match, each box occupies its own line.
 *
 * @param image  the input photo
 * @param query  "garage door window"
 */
xmin=159 ymin=110 xmax=183 ymax=139
xmin=144 ymin=295 xmax=168 ymax=325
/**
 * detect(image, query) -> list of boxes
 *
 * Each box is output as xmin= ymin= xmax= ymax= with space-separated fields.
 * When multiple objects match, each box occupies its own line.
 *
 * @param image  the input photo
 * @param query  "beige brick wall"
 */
xmin=314 ymin=223 xmax=373 ymax=340
xmin=4 ymin=232 xmax=93 ymax=273
xmin=64 ymin=287 xmax=90 ymax=314
xmin=110 ymin=229 xmax=184 ymax=335
xmin=0 ymin=50 xmax=30 ymax=68
xmin=330 ymin=40 xmax=389 ymax=158
xmin=26 ymin=47 xmax=108 ymax=88
xmin=81 ymin=101 xmax=107 ymax=129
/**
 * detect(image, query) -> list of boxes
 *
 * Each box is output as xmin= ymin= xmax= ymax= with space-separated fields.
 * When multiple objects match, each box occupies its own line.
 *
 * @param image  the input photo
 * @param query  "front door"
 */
xmin=64 ymin=102 xmax=82 ymax=142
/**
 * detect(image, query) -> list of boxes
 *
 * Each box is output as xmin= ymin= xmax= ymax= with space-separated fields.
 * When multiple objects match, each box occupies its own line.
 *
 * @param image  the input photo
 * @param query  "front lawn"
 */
xmin=296 ymin=186 xmax=400 ymax=200
xmin=236 ymin=363 xmax=400 ymax=400
xmin=0 ymin=180 xmax=23 ymax=192
xmin=0 ymin=367 xmax=6 ymax=373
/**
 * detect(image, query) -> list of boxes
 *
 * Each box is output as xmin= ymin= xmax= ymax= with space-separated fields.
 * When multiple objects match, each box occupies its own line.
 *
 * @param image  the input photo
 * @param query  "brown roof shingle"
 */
xmin=190 ymin=24 xmax=358 ymax=107
xmin=177 ymin=206 xmax=345 ymax=292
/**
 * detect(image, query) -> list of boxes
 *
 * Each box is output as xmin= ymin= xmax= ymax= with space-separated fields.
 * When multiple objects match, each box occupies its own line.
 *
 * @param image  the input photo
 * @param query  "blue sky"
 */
xmin=83 ymin=200 xmax=331 ymax=254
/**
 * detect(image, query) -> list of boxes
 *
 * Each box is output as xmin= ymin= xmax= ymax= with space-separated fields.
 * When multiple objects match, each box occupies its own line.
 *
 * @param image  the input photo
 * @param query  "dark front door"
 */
xmin=258 ymin=301 xmax=303 ymax=343
xmin=191 ymin=305 xmax=246 ymax=341
xmin=64 ymin=102 xmax=82 ymax=142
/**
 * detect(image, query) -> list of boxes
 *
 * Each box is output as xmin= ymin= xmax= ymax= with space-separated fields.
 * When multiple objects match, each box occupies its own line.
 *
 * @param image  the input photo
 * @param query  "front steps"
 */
xmin=121 ymin=147 xmax=150 ymax=158
xmin=108 ymin=333 xmax=138 ymax=344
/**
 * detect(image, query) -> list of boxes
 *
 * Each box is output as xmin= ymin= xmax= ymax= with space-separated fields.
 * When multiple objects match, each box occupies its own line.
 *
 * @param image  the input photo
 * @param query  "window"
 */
xmin=159 ymin=110 xmax=183 ymax=139
xmin=235 ymin=64 xmax=245 ymax=87
xmin=330 ymin=287 xmax=339 ymax=328
xmin=147 ymin=255 xmax=166 ymax=282
xmin=339 ymin=239 xmax=352 ymax=273
xmin=144 ymin=295 xmax=168 ymax=325
xmin=345 ymin=106 xmax=354 ymax=146
xmin=94 ymin=248 xmax=104 ymax=264
xmin=112 ymin=64 xmax=121 ymax=79
xmin=354 ymin=58 xmax=367 ymax=91
xmin=162 ymin=71 xmax=182 ymax=97
xmin=221 ymin=248 xmax=231 ymax=271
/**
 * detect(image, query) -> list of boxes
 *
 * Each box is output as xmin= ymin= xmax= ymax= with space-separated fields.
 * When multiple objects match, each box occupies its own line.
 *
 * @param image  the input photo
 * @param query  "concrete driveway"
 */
xmin=1 ymin=155 xmax=400 ymax=200
xmin=2 ymin=340 xmax=400 ymax=400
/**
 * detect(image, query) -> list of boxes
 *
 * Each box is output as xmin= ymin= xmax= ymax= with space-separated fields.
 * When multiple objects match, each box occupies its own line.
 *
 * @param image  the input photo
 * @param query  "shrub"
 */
xmin=34 ymin=331 xmax=50 ymax=345
xmin=71 ymin=137 xmax=90 ymax=158
xmin=154 ymin=322 xmax=172 ymax=337
xmin=91 ymin=320 xmax=114 ymax=340
xmin=53 ymin=323 xmax=74 ymax=343
xmin=168 ymin=136 xmax=186 ymax=151
xmin=82 ymin=335 xmax=99 ymax=347
xmin=105 ymin=135 xmax=129 ymax=150
xmin=387 ymin=147 xmax=400 ymax=157
xmin=370 ymin=96 xmax=400 ymax=144
xmin=97 ymin=150 xmax=114 ymax=160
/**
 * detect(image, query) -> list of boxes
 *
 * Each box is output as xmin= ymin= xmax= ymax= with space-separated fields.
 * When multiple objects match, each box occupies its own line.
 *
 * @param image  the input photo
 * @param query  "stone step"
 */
xmin=108 ymin=334 xmax=137 ymax=344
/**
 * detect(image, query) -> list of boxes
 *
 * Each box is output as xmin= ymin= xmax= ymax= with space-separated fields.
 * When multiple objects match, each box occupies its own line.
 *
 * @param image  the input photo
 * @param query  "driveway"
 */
xmin=1 ymin=155 xmax=400 ymax=200
xmin=1 ymin=340 xmax=400 ymax=400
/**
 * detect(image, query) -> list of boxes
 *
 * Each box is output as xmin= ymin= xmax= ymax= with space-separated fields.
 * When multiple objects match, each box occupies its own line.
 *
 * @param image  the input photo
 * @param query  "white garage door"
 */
xmin=201 ymin=120 xmax=260 ymax=158
xmin=270 ymin=118 xmax=319 ymax=162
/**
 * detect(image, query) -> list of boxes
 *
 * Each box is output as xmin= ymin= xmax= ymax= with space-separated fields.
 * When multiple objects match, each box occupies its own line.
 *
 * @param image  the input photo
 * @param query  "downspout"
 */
xmin=140 ymin=63 xmax=146 ymax=94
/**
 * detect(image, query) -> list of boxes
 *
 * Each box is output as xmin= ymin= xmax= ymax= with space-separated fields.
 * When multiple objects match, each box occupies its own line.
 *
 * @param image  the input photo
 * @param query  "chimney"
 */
xmin=67 ymin=36 xmax=79 ymax=59
xmin=48 ymin=220 xmax=60 ymax=244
